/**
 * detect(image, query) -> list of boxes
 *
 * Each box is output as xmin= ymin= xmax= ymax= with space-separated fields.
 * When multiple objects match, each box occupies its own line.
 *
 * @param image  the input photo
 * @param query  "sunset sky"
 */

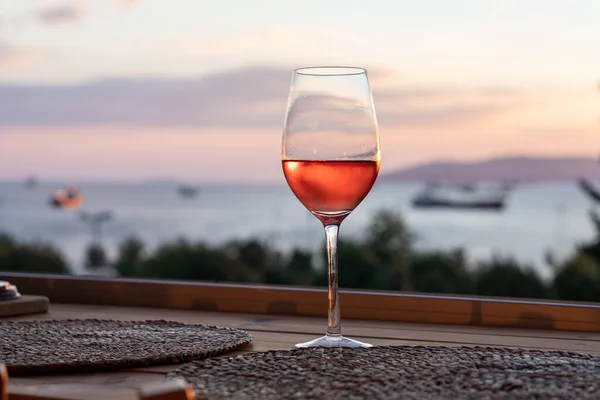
xmin=0 ymin=0 xmax=599 ymax=182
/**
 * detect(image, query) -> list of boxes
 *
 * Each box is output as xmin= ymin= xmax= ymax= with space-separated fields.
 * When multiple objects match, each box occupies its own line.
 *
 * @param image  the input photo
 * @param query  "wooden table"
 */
xmin=7 ymin=303 xmax=600 ymax=400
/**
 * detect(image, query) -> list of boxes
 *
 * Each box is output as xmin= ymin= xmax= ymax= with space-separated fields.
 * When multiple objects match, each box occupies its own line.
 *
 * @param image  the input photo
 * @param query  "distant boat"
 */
xmin=49 ymin=185 xmax=82 ymax=210
xmin=24 ymin=176 xmax=39 ymax=189
xmin=177 ymin=185 xmax=199 ymax=199
xmin=79 ymin=210 xmax=114 ymax=225
xmin=412 ymin=182 xmax=513 ymax=211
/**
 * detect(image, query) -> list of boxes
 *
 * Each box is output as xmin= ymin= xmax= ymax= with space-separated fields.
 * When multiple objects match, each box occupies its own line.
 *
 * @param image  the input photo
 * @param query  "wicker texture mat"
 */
xmin=0 ymin=319 xmax=252 ymax=375
xmin=168 ymin=346 xmax=600 ymax=399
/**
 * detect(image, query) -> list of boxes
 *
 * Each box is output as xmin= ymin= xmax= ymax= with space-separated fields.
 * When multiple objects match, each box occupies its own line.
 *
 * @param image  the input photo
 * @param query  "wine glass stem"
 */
xmin=324 ymin=224 xmax=341 ymax=337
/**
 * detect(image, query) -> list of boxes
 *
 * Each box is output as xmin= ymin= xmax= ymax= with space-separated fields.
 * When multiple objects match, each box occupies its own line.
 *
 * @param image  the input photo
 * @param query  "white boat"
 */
xmin=412 ymin=182 xmax=514 ymax=211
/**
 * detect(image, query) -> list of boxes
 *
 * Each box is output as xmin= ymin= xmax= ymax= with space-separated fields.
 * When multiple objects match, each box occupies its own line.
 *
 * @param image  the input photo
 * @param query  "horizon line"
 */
xmin=0 ymin=153 xmax=597 ymax=186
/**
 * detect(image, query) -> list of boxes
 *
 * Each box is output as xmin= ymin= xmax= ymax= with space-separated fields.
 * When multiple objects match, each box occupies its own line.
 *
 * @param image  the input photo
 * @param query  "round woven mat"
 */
xmin=168 ymin=346 xmax=600 ymax=399
xmin=0 ymin=319 xmax=252 ymax=375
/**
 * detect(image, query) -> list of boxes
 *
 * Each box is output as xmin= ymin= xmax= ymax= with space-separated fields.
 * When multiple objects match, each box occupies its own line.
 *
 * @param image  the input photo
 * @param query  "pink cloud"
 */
xmin=118 ymin=0 xmax=139 ymax=7
xmin=35 ymin=3 xmax=84 ymax=25
xmin=0 ymin=66 xmax=596 ymax=181
xmin=0 ymin=127 xmax=281 ymax=182
xmin=0 ymin=66 xmax=520 ymax=129
xmin=0 ymin=41 xmax=40 ymax=67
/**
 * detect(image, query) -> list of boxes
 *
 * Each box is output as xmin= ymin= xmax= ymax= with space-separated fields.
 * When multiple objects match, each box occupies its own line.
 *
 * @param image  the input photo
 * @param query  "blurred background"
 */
xmin=1 ymin=0 xmax=600 ymax=301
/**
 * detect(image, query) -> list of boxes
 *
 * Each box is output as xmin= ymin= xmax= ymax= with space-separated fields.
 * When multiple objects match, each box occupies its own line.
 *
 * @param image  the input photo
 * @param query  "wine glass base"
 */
xmin=295 ymin=334 xmax=373 ymax=348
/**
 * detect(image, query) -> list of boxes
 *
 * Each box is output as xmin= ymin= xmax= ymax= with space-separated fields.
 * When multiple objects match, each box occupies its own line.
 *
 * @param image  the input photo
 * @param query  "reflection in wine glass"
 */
xmin=281 ymin=67 xmax=381 ymax=348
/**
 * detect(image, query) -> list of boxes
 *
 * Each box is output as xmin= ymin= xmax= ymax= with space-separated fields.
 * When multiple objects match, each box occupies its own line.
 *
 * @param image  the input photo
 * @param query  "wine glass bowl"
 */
xmin=281 ymin=160 xmax=379 ymax=226
xmin=281 ymin=66 xmax=380 ymax=348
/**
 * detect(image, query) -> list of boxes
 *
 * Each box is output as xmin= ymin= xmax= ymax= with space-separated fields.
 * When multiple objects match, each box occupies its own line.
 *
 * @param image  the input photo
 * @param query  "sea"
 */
xmin=0 ymin=180 xmax=598 ymax=280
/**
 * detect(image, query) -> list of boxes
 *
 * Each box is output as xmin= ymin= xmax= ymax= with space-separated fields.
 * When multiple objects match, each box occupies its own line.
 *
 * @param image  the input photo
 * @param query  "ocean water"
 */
xmin=0 ymin=180 xmax=597 ymax=278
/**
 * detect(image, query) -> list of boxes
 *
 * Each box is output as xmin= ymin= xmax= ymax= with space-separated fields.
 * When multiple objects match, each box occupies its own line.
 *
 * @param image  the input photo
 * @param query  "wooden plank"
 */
xmin=3 ymin=273 xmax=600 ymax=332
xmin=40 ymin=304 xmax=600 ymax=349
xmin=8 ymin=303 xmax=598 ymax=344
xmin=481 ymin=301 xmax=600 ymax=331
xmin=15 ymin=303 xmax=599 ymax=362
xmin=338 ymin=314 xmax=600 ymax=341
xmin=8 ymin=371 xmax=159 ymax=400
xmin=45 ymin=303 xmax=600 ymax=342
xmin=0 ymin=364 xmax=7 ymax=400
xmin=137 ymin=379 xmax=194 ymax=400
xmin=0 ymin=296 xmax=48 ymax=318
xmin=9 ymin=386 xmax=136 ymax=400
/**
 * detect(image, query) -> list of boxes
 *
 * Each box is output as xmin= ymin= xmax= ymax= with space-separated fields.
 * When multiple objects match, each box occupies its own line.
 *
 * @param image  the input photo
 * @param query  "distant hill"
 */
xmin=380 ymin=156 xmax=600 ymax=182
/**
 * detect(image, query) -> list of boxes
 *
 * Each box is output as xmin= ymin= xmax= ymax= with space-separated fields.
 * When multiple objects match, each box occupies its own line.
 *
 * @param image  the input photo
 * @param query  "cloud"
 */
xmin=163 ymin=28 xmax=397 ymax=68
xmin=0 ymin=42 xmax=20 ymax=64
xmin=117 ymin=0 xmax=139 ymax=8
xmin=35 ymin=3 xmax=84 ymax=25
xmin=0 ymin=41 xmax=39 ymax=67
xmin=164 ymin=29 xmax=294 ymax=59
xmin=286 ymin=94 xmax=377 ymax=134
xmin=0 ymin=66 xmax=520 ymax=129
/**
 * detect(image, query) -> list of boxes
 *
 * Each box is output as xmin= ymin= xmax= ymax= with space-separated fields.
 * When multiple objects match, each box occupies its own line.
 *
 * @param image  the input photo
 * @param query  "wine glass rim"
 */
xmin=294 ymin=66 xmax=367 ymax=76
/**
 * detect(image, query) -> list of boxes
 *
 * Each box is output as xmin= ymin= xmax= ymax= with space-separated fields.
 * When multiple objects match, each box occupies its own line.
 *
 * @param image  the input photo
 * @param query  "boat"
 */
xmin=24 ymin=175 xmax=39 ymax=189
xmin=177 ymin=185 xmax=199 ymax=199
xmin=79 ymin=211 xmax=114 ymax=225
xmin=412 ymin=182 xmax=513 ymax=211
xmin=49 ymin=185 xmax=82 ymax=210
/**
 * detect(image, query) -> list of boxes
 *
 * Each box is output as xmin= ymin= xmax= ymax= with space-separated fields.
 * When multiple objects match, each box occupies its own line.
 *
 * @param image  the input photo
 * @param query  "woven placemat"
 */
xmin=168 ymin=346 xmax=600 ymax=399
xmin=0 ymin=319 xmax=252 ymax=375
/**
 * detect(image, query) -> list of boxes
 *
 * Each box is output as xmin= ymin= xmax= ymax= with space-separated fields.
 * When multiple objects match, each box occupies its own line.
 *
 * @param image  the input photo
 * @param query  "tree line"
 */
xmin=1 ymin=208 xmax=599 ymax=302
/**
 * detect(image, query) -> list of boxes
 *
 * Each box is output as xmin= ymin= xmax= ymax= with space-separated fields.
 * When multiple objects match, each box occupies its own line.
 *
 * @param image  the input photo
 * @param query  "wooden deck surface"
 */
xmin=6 ymin=303 xmax=600 ymax=400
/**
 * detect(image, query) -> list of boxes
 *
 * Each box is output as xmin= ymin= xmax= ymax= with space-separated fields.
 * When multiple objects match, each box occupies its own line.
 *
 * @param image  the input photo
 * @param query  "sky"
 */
xmin=0 ymin=0 xmax=599 ymax=182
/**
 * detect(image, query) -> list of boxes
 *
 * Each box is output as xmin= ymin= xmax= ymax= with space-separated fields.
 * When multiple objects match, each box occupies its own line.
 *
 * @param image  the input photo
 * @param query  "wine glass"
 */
xmin=281 ymin=66 xmax=381 ymax=348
